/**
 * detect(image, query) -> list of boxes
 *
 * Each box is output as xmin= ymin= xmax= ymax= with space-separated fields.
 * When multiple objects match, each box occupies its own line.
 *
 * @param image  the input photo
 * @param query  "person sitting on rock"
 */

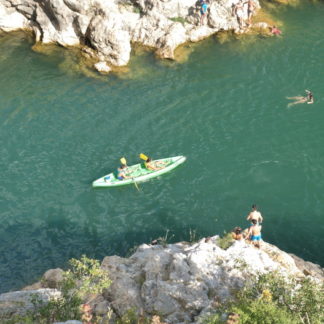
xmin=232 ymin=227 xmax=243 ymax=240
xmin=248 ymin=219 xmax=262 ymax=248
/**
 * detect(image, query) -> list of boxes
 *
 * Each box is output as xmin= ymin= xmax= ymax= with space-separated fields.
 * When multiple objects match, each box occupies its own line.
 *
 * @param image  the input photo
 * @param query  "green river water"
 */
xmin=1 ymin=2 xmax=324 ymax=293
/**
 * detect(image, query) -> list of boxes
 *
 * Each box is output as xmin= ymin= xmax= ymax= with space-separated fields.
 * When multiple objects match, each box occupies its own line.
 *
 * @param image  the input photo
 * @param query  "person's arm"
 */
xmin=247 ymin=226 xmax=252 ymax=238
xmin=247 ymin=212 xmax=251 ymax=220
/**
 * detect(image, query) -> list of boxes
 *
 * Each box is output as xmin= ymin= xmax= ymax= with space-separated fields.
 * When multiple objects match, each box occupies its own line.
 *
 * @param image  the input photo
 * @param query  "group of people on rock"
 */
xmin=232 ymin=204 xmax=263 ymax=248
xmin=232 ymin=0 xmax=256 ymax=29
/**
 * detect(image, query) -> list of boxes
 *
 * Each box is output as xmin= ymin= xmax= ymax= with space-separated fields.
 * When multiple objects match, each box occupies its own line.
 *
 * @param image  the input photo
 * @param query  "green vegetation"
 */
xmin=205 ymin=271 xmax=324 ymax=324
xmin=169 ymin=17 xmax=187 ymax=25
xmin=216 ymin=232 xmax=235 ymax=250
xmin=1 ymin=255 xmax=111 ymax=324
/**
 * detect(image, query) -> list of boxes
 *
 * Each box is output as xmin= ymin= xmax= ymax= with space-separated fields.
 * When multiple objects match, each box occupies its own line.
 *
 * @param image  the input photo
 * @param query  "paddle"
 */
xmin=139 ymin=153 xmax=148 ymax=161
xmin=120 ymin=157 xmax=140 ymax=191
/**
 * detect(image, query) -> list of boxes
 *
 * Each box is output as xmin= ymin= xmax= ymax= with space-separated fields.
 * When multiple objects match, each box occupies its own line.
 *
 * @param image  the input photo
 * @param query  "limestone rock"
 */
xmin=42 ymin=268 xmax=64 ymax=288
xmin=0 ymin=237 xmax=323 ymax=323
xmin=94 ymin=61 xmax=111 ymax=74
xmin=0 ymin=289 xmax=61 ymax=317
xmin=0 ymin=0 xmax=268 ymax=68
xmin=99 ymin=238 xmax=308 ymax=323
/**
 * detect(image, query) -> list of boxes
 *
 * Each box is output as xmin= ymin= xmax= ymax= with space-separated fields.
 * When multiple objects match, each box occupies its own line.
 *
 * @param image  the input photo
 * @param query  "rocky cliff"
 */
xmin=0 ymin=0 xmax=267 ymax=73
xmin=1 ymin=236 xmax=323 ymax=323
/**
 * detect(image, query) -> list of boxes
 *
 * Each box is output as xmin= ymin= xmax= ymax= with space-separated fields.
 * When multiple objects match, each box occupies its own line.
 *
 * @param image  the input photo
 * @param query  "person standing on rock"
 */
xmin=247 ymin=204 xmax=263 ymax=224
xmin=248 ymin=219 xmax=262 ymax=248
xmin=233 ymin=0 xmax=245 ymax=29
xmin=244 ymin=0 xmax=256 ymax=27
xmin=200 ymin=1 xmax=209 ymax=25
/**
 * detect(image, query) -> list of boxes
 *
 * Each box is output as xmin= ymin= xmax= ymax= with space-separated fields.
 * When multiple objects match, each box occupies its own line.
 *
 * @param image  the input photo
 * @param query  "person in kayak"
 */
xmin=145 ymin=157 xmax=166 ymax=171
xmin=116 ymin=157 xmax=131 ymax=180
xmin=140 ymin=153 xmax=167 ymax=171
xmin=117 ymin=164 xmax=131 ymax=180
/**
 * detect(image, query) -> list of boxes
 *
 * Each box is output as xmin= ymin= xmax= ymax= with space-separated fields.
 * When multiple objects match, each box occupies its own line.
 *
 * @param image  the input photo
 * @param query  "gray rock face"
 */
xmin=99 ymin=237 xmax=312 ymax=323
xmin=42 ymin=268 xmax=64 ymax=288
xmin=0 ymin=237 xmax=322 ymax=323
xmin=0 ymin=0 xmax=263 ymax=72
xmin=0 ymin=289 xmax=61 ymax=317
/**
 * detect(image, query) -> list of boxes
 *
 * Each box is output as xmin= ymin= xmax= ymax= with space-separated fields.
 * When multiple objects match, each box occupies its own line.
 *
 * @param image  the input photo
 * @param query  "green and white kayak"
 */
xmin=92 ymin=156 xmax=186 ymax=188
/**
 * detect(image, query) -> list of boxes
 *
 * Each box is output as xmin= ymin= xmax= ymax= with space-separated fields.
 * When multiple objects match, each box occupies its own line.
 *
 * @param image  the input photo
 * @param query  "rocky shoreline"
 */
xmin=1 ymin=236 xmax=323 ymax=323
xmin=0 ymin=0 xmax=274 ymax=73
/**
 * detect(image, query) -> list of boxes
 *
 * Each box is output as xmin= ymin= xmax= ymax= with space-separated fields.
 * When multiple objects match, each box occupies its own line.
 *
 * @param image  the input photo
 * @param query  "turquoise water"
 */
xmin=1 ymin=3 xmax=324 ymax=293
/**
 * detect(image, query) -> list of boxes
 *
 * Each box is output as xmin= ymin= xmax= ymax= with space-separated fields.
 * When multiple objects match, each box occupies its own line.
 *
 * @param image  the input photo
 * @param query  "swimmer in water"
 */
xmin=287 ymin=89 xmax=314 ymax=107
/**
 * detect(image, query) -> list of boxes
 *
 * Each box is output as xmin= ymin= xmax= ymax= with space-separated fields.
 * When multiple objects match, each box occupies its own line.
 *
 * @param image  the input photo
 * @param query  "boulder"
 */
xmin=42 ymin=268 xmax=64 ymax=288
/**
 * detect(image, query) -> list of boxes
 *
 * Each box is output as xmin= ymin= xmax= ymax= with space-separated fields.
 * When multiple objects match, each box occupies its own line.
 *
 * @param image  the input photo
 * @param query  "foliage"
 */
xmin=169 ymin=17 xmax=187 ymax=25
xmin=216 ymin=232 xmax=234 ymax=250
xmin=205 ymin=271 xmax=324 ymax=324
xmin=116 ymin=308 xmax=151 ymax=324
xmin=231 ymin=299 xmax=299 ymax=324
xmin=2 ymin=255 xmax=111 ymax=324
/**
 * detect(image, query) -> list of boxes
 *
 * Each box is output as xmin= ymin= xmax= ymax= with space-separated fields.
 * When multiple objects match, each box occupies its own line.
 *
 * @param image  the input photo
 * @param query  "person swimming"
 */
xmin=287 ymin=90 xmax=314 ymax=107
xmin=270 ymin=25 xmax=282 ymax=35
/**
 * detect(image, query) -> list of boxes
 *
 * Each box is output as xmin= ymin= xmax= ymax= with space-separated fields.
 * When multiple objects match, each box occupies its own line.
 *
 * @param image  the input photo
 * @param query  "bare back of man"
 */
xmin=247 ymin=206 xmax=263 ymax=224
xmin=248 ymin=220 xmax=262 ymax=248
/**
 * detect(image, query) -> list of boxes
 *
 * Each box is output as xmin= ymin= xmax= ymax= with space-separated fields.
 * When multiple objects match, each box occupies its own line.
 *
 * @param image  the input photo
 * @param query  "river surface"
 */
xmin=1 ymin=2 xmax=324 ymax=293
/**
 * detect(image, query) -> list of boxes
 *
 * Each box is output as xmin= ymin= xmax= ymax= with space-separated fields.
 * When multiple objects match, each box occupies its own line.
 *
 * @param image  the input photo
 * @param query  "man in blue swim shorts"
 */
xmin=248 ymin=219 xmax=262 ymax=248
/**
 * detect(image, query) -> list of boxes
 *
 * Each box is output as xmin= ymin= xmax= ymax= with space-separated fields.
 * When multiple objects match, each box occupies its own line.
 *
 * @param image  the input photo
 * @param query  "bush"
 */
xmin=205 ymin=271 xmax=324 ymax=324
xmin=216 ymin=232 xmax=234 ymax=250
xmin=4 ymin=255 xmax=112 ymax=324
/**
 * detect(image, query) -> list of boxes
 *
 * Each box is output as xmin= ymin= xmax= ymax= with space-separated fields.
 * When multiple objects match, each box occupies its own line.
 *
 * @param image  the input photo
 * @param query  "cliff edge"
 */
xmin=1 ymin=236 xmax=323 ymax=323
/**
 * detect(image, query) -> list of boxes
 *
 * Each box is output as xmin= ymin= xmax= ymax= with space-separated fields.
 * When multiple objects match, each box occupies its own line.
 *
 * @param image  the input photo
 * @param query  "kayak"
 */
xmin=92 ymin=156 xmax=186 ymax=188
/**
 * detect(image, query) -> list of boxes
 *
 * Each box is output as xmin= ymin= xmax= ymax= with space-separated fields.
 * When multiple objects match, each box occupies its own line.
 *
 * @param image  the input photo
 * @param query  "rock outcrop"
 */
xmin=0 ymin=289 xmax=61 ymax=318
xmin=1 ymin=236 xmax=322 ymax=323
xmin=0 ymin=0 xmax=265 ymax=72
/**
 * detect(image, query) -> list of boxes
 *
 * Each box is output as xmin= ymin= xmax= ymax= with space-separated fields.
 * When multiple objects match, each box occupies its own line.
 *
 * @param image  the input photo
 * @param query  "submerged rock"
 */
xmin=0 ymin=0 xmax=263 ymax=69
